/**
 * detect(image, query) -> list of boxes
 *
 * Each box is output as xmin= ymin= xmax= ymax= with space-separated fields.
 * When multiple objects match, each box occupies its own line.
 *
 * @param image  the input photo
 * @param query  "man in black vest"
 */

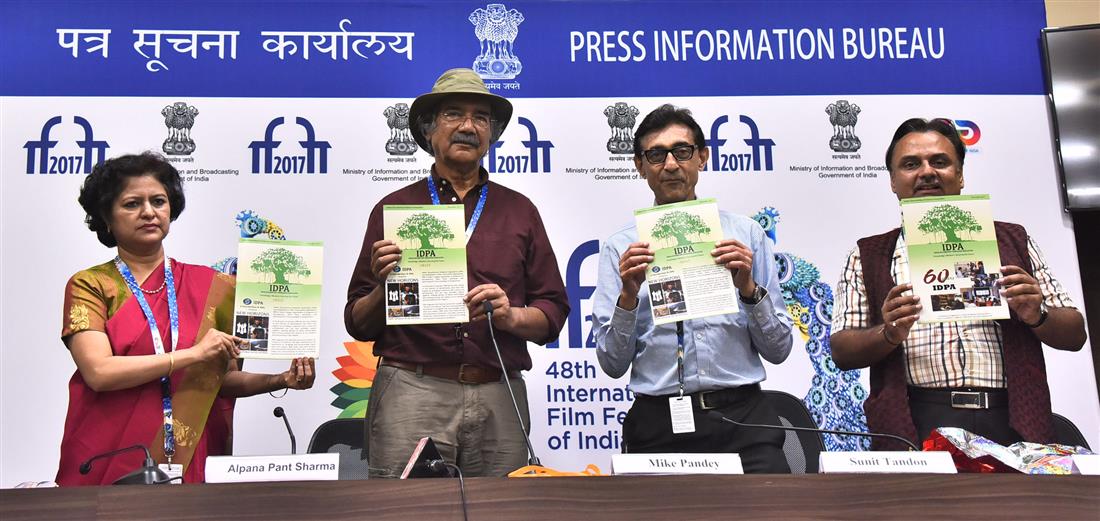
xmin=829 ymin=118 xmax=1085 ymax=449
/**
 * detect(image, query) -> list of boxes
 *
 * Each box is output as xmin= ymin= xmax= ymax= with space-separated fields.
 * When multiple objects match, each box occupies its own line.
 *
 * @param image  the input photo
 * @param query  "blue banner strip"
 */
xmin=0 ymin=0 xmax=1047 ymax=97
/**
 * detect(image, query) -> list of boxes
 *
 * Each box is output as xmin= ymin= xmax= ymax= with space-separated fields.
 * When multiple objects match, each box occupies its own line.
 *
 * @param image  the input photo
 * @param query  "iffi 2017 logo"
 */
xmin=469 ymin=3 xmax=524 ymax=79
xmin=24 ymin=116 xmax=109 ymax=174
xmin=484 ymin=117 xmax=553 ymax=173
xmin=162 ymin=102 xmax=199 ymax=155
xmin=707 ymin=115 xmax=776 ymax=173
xmin=547 ymin=239 xmax=599 ymax=350
xmin=248 ymin=117 xmax=332 ymax=174
xmin=604 ymin=102 xmax=639 ymax=155
xmin=954 ymin=119 xmax=981 ymax=147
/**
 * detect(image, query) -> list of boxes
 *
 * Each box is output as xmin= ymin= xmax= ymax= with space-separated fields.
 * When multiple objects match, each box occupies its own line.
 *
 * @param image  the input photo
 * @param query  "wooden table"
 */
xmin=3 ymin=474 xmax=1097 ymax=520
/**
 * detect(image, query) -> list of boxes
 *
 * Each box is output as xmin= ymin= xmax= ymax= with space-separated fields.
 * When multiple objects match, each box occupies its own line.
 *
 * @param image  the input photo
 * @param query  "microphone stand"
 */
xmin=705 ymin=410 xmax=920 ymax=451
xmin=484 ymin=300 xmax=541 ymax=466
xmin=79 ymin=444 xmax=170 ymax=485
xmin=274 ymin=407 xmax=297 ymax=454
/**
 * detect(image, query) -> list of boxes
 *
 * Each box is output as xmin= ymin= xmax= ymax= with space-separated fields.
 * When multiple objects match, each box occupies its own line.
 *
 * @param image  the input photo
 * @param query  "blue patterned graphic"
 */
xmin=754 ymin=207 xmax=870 ymax=451
xmin=211 ymin=210 xmax=287 ymax=275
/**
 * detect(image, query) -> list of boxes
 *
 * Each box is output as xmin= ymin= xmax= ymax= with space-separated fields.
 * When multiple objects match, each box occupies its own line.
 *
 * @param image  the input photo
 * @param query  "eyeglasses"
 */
xmin=641 ymin=145 xmax=697 ymax=165
xmin=438 ymin=109 xmax=494 ymax=130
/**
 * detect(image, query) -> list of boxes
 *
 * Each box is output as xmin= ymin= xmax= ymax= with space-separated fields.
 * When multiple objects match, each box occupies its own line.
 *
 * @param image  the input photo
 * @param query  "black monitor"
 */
xmin=1041 ymin=24 xmax=1100 ymax=211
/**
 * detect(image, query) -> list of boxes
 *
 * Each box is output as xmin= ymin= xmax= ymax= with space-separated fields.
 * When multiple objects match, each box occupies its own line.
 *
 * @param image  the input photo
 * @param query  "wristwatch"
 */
xmin=740 ymin=284 xmax=767 ymax=305
xmin=1025 ymin=305 xmax=1049 ymax=328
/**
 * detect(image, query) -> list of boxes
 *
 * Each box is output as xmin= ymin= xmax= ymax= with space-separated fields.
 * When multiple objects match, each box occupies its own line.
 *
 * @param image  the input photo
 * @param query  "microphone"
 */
xmin=427 ymin=458 xmax=451 ymax=475
xmin=79 ymin=444 xmax=170 ymax=485
xmin=273 ymin=407 xmax=297 ymax=454
xmin=483 ymin=300 xmax=541 ymax=466
xmin=429 ymin=458 xmax=469 ymax=521
xmin=705 ymin=410 xmax=919 ymax=452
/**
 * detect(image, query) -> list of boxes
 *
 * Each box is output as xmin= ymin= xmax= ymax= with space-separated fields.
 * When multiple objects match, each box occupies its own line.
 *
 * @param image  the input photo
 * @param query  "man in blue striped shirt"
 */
xmin=592 ymin=104 xmax=796 ymax=473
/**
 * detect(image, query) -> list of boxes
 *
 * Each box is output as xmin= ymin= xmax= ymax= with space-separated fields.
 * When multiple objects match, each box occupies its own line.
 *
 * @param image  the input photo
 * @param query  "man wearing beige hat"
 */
xmin=345 ymin=68 xmax=569 ymax=477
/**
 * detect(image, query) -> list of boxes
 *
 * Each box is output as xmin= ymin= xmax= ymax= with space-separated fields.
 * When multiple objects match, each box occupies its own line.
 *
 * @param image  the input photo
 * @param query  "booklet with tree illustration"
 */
xmin=234 ymin=239 xmax=324 ymax=359
xmin=635 ymin=198 xmax=739 ymax=326
xmin=901 ymin=194 xmax=1009 ymax=322
xmin=383 ymin=205 xmax=469 ymax=325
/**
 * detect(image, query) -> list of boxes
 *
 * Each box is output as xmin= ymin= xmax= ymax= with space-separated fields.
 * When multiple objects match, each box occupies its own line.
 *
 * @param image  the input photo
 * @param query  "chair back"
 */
xmin=307 ymin=418 xmax=370 ymax=480
xmin=762 ymin=390 xmax=826 ymax=474
xmin=1051 ymin=412 xmax=1091 ymax=450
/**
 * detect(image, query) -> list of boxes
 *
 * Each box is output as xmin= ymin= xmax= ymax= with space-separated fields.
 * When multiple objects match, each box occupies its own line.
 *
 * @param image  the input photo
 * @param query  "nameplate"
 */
xmin=820 ymin=451 xmax=956 ymax=473
xmin=611 ymin=453 xmax=743 ymax=475
xmin=205 ymin=453 xmax=339 ymax=483
xmin=1073 ymin=454 xmax=1100 ymax=475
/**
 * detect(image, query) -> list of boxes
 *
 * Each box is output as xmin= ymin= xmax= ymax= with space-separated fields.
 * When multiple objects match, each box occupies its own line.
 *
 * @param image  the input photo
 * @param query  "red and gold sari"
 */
xmin=56 ymin=259 xmax=235 ymax=486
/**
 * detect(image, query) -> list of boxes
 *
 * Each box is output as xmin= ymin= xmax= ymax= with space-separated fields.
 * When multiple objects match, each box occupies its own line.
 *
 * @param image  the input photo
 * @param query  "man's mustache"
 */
xmin=914 ymin=173 xmax=941 ymax=191
xmin=451 ymin=133 xmax=480 ymax=147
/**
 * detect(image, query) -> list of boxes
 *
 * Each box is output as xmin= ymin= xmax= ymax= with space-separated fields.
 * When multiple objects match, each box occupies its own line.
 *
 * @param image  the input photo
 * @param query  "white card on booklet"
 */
xmin=611 ymin=453 xmax=743 ymax=475
xmin=205 ymin=453 xmax=339 ymax=483
xmin=819 ymin=451 xmax=956 ymax=473
xmin=1072 ymin=455 xmax=1100 ymax=475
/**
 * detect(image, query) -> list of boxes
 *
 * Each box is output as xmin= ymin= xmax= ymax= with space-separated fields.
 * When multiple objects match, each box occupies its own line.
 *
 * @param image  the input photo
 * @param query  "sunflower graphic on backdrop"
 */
xmin=329 ymin=341 xmax=378 ymax=418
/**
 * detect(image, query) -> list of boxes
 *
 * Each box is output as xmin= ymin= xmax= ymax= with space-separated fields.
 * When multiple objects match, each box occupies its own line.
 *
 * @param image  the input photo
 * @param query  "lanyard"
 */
xmin=427 ymin=175 xmax=488 ymax=243
xmin=675 ymin=321 xmax=685 ymax=398
xmin=114 ymin=255 xmax=179 ymax=464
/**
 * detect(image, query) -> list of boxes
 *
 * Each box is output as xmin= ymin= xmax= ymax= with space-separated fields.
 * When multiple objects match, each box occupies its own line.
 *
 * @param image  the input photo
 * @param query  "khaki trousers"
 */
xmin=367 ymin=364 xmax=531 ymax=478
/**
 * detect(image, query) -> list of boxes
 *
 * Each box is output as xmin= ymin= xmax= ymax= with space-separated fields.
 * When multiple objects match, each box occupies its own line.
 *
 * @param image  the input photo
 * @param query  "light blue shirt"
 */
xmin=593 ymin=210 xmax=794 ymax=396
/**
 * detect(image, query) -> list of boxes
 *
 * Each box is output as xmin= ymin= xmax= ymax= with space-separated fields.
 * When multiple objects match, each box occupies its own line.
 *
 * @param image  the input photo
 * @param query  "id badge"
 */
xmin=669 ymin=396 xmax=696 ymax=434
xmin=158 ymin=463 xmax=183 ymax=484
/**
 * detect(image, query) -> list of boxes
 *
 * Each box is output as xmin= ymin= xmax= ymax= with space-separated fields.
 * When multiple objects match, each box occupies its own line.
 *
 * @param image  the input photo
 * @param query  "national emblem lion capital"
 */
xmin=161 ymin=101 xmax=199 ymax=155
xmin=604 ymin=102 xmax=639 ymax=154
xmin=825 ymin=99 xmax=861 ymax=152
xmin=383 ymin=102 xmax=417 ymax=155
xmin=469 ymin=3 xmax=524 ymax=79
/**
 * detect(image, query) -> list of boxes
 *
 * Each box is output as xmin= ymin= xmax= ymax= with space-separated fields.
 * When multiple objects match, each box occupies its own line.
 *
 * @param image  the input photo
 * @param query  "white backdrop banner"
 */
xmin=2 ymin=1 xmax=1095 ymax=486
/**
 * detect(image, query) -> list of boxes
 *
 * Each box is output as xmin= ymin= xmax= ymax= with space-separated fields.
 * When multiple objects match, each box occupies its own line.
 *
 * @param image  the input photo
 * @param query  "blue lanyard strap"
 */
xmin=427 ymin=175 xmax=488 ymax=242
xmin=114 ymin=255 xmax=179 ymax=461
xmin=675 ymin=321 xmax=685 ymax=398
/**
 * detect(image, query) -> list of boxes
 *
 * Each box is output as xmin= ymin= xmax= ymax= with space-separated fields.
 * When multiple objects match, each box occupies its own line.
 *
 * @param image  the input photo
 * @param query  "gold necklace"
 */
xmin=139 ymin=279 xmax=167 ymax=294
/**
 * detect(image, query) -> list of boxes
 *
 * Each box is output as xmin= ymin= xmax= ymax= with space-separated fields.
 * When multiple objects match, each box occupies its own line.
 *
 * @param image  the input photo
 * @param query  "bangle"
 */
xmin=880 ymin=325 xmax=902 ymax=347
xmin=269 ymin=373 xmax=289 ymax=398
xmin=167 ymin=352 xmax=175 ymax=376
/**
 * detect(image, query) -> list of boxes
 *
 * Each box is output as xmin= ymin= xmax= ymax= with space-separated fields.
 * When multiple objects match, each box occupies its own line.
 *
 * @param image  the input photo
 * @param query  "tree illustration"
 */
xmin=396 ymin=213 xmax=455 ymax=249
xmin=651 ymin=211 xmax=710 ymax=247
xmin=250 ymin=248 xmax=308 ymax=285
xmin=917 ymin=204 xmax=982 ymax=243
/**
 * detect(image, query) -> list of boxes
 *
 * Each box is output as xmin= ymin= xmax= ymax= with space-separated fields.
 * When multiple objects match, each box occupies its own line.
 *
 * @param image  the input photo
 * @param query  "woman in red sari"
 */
xmin=58 ymin=153 xmax=316 ymax=485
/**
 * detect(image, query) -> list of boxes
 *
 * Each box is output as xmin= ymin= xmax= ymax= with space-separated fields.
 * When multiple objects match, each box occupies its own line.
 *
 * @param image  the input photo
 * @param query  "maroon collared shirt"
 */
xmin=345 ymin=169 xmax=569 ymax=371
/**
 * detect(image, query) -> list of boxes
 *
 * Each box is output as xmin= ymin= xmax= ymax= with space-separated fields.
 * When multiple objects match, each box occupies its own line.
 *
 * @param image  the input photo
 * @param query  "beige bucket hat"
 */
xmin=408 ymin=68 xmax=514 ymax=152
